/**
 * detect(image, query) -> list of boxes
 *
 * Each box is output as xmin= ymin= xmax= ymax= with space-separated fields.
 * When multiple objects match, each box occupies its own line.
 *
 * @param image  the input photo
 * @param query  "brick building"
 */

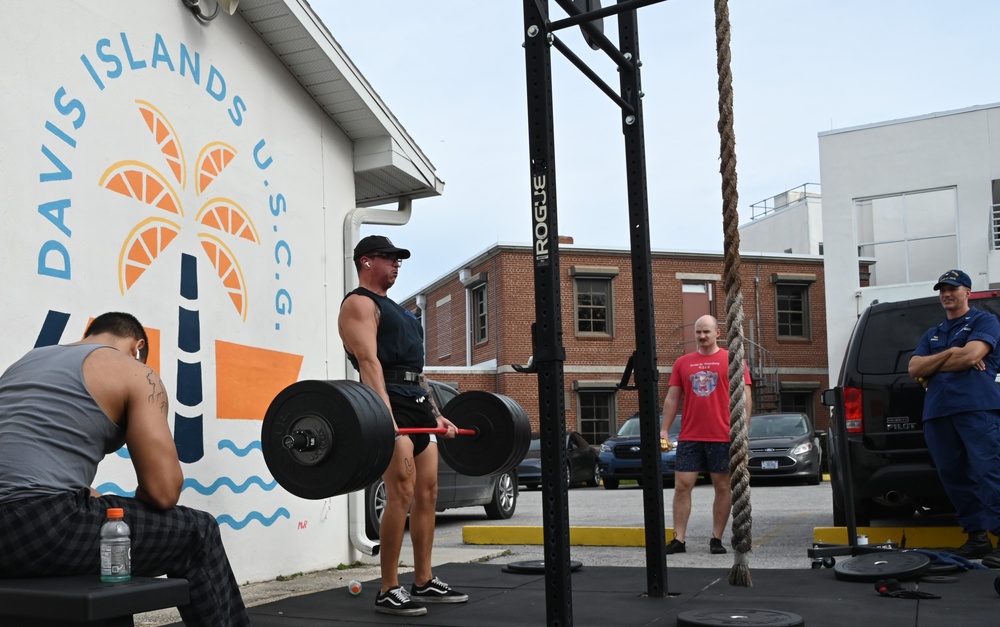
xmin=400 ymin=240 xmax=864 ymax=444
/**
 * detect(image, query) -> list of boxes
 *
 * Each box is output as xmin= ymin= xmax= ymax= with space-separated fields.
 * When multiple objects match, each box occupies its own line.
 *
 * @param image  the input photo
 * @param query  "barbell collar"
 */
xmin=282 ymin=430 xmax=317 ymax=451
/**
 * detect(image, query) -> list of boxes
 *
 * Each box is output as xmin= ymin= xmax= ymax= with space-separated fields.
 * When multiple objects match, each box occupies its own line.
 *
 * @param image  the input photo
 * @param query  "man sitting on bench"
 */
xmin=0 ymin=312 xmax=250 ymax=626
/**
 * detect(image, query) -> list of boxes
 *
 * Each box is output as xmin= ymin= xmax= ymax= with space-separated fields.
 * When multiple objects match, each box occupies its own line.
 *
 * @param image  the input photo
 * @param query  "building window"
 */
xmin=575 ymin=278 xmax=612 ymax=335
xmin=992 ymin=180 xmax=1000 ymax=250
xmin=776 ymin=284 xmax=809 ymax=338
xmin=780 ymin=391 xmax=814 ymax=421
xmin=570 ymin=266 xmax=618 ymax=337
xmin=855 ymin=187 xmax=957 ymax=286
xmin=578 ymin=390 xmax=615 ymax=444
xmin=435 ymin=294 xmax=451 ymax=360
xmin=470 ymin=284 xmax=488 ymax=344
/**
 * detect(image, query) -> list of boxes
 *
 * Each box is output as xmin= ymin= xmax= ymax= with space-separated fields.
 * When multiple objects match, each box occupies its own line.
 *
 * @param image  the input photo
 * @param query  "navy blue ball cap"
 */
xmin=353 ymin=235 xmax=411 ymax=261
xmin=933 ymin=269 xmax=972 ymax=290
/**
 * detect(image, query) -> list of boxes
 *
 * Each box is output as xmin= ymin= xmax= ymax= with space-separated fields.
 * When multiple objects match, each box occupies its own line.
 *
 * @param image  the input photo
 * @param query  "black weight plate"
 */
xmin=501 ymin=559 xmax=583 ymax=574
xmin=337 ymin=381 xmax=395 ymax=493
xmin=440 ymin=391 xmax=531 ymax=476
xmin=262 ymin=380 xmax=393 ymax=499
xmin=919 ymin=575 xmax=958 ymax=583
xmin=353 ymin=387 xmax=394 ymax=490
xmin=677 ymin=609 xmax=804 ymax=627
xmin=833 ymin=551 xmax=932 ymax=582
xmin=496 ymin=395 xmax=531 ymax=472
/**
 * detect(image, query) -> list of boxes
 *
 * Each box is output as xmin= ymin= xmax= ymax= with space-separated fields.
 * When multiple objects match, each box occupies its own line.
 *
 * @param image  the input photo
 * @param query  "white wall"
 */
xmin=739 ymin=196 xmax=823 ymax=256
xmin=0 ymin=2 xmax=359 ymax=582
xmin=819 ymin=104 xmax=1000 ymax=383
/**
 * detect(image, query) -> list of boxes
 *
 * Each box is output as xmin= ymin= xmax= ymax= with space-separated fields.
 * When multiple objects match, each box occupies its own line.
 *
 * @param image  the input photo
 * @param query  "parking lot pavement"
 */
xmin=447 ymin=480 xmax=836 ymax=570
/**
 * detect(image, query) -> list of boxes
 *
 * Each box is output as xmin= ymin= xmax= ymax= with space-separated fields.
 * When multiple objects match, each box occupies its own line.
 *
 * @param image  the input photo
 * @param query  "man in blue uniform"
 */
xmin=909 ymin=269 xmax=1000 ymax=565
xmin=338 ymin=235 xmax=468 ymax=615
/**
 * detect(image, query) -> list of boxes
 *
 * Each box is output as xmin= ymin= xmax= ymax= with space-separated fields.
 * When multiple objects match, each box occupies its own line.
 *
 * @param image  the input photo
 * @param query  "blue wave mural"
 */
xmin=217 ymin=509 xmax=290 ymax=530
xmin=218 ymin=439 xmax=262 ymax=456
xmin=183 ymin=476 xmax=277 ymax=494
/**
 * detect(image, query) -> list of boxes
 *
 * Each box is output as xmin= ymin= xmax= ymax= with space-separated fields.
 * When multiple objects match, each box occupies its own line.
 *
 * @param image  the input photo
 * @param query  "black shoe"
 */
xmin=949 ymin=531 xmax=993 ymax=559
xmin=375 ymin=586 xmax=427 ymax=616
xmin=710 ymin=537 xmax=727 ymax=554
xmin=983 ymin=548 xmax=1000 ymax=569
xmin=665 ymin=538 xmax=686 ymax=554
xmin=410 ymin=576 xmax=469 ymax=604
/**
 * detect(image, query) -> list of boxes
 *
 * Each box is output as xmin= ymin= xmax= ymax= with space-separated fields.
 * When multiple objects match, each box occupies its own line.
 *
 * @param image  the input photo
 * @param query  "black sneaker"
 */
xmin=710 ymin=537 xmax=727 ymax=554
xmin=983 ymin=548 xmax=1000 ymax=569
xmin=375 ymin=586 xmax=427 ymax=616
xmin=949 ymin=531 xmax=992 ymax=559
xmin=665 ymin=538 xmax=686 ymax=554
xmin=410 ymin=576 xmax=469 ymax=604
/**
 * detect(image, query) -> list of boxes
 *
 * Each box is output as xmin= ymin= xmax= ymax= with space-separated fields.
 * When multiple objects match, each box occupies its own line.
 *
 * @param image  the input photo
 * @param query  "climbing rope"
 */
xmin=715 ymin=0 xmax=753 ymax=587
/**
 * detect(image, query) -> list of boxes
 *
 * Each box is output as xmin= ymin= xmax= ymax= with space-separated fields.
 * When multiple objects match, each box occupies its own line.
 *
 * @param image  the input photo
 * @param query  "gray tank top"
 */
xmin=0 ymin=344 xmax=125 ymax=504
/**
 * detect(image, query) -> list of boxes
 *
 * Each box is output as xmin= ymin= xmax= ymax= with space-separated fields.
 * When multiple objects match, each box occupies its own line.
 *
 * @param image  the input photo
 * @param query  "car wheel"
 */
xmin=484 ymin=471 xmax=517 ymax=519
xmin=365 ymin=478 xmax=387 ymax=539
xmin=806 ymin=473 xmax=821 ymax=486
xmin=602 ymin=478 xmax=619 ymax=490
xmin=586 ymin=462 xmax=600 ymax=487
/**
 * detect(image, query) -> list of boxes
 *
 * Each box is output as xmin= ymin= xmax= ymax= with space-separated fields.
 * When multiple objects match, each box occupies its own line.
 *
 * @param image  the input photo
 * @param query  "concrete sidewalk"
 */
xmin=134 ymin=546 xmax=507 ymax=627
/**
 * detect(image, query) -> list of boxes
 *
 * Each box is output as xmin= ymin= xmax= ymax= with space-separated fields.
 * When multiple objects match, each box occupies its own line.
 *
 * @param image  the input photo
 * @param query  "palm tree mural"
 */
xmin=100 ymin=100 xmax=259 ymax=463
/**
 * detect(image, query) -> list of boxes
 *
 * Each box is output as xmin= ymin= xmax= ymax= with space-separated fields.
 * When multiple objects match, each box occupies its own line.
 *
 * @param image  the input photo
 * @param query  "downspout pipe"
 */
xmin=342 ymin=197 xmax=412 ymax=557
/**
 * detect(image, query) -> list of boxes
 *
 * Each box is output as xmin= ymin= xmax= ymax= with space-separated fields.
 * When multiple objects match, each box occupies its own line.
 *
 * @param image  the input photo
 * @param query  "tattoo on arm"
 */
xmin=417 ymin=374 xmax=443 ymax=418
xmin=145 ymin=370 xmax=169 ymax=416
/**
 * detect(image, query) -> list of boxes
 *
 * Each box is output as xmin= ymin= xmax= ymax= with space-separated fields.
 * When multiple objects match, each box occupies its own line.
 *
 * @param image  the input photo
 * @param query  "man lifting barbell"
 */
xmin=338 ymin=235 xmax=469 ymax=616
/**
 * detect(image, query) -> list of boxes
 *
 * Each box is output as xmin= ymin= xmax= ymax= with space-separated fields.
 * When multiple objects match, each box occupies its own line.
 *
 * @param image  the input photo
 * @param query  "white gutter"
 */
xmin=343 ymin=198 xmax=412 ymax=557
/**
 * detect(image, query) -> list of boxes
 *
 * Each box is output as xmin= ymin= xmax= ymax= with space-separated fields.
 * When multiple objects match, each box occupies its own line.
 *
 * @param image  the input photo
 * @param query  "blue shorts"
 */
xmin=674 ymin=441 xmax=731 ymax=474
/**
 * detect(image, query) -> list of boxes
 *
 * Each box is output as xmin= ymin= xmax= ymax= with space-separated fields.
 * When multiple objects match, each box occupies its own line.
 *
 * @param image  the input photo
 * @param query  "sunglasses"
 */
xmin=369 ymin=253 xmax=403 ymax=265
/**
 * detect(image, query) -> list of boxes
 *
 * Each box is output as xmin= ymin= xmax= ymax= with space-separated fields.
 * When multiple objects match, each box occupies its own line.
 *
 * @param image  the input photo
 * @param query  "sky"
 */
xmin=313 ymin=1 xmax=1000 ymax=298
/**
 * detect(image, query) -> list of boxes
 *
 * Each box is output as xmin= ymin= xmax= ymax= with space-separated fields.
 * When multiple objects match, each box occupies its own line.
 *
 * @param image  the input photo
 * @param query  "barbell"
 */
xmin=261 ymin=379 xmax=532 ymax=500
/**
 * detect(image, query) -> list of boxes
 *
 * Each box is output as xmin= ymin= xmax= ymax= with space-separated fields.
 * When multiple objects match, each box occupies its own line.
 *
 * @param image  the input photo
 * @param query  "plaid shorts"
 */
xmin=0 ymin=489 xmax=249 ymax=627
xmin=674 ymin=441 xmax=731 ymax=474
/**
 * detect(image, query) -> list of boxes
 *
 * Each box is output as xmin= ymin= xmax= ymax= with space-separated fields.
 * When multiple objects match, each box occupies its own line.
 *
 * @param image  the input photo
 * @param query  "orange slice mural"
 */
xmin=118 ymin=217 xmax=181 ymax=293
xmin=136 ymin=100 xmax=186 ymax=189
xmin=195 ymin=141 xmax=237 ymax=195
xmin=215 ymin=341 xmax=303 ymax=420
xmin=196 ymin=198 xmax=260 ymax=243
xmin=199 ymin=233 xmax=248 ymax=320
xmin=99 ymin=160 xmax=183 ymax=216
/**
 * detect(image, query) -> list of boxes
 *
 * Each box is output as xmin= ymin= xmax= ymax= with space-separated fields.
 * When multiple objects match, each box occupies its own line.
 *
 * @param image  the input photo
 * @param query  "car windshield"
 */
xmin=748 ymin=415 xmax=809 ymax=438
xmin=616 ymin=415 xmax=680 ymax=438
xmin=528 ymin=438 xmax=541 ymax=451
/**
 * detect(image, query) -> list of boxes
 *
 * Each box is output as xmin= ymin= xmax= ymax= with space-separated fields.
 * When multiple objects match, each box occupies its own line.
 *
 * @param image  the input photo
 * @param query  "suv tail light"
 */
xmin=843 ymin=387 xmax=863 ymax=434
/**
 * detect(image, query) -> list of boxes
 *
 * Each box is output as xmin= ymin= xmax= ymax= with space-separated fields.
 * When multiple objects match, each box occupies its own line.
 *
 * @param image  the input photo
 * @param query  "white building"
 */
xmin=739 ymin=183 xmax=824 ymax=256
xmin=819 ymin=103 xmax=1000 ymax=381
xmin=1 ymin=1 xmax=441 ymax=582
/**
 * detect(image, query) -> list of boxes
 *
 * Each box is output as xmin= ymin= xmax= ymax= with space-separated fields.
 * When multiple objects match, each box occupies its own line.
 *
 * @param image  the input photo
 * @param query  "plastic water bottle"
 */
xmin=100 ymin=508 xmax=131 ymax=582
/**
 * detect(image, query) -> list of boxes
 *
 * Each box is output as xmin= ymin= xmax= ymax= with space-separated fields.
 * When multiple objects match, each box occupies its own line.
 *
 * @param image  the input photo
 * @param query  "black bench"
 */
xmin=0 ymin=575 xmax=189 ymax=626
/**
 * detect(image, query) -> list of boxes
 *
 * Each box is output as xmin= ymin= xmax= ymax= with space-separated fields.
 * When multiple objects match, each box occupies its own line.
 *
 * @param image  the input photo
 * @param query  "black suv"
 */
xmin=823 ymin=291 xmax=1000 ymax=526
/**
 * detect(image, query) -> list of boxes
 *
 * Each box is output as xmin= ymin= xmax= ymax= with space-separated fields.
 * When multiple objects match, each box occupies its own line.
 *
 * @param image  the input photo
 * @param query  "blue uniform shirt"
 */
xmin=914 ymin=308 xmax=1000 ymax=419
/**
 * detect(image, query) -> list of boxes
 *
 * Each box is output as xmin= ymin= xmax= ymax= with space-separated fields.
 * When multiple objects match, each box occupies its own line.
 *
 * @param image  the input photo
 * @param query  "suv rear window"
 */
xmin=855 ymin=294 xmax=1000 ymax=375
xmin=855 ymin=304 xmax=941 ymax=375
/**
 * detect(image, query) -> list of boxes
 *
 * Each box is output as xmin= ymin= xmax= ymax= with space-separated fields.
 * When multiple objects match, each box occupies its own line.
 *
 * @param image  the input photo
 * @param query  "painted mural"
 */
xmin=3 ymin=5 xmax=350 ymax=581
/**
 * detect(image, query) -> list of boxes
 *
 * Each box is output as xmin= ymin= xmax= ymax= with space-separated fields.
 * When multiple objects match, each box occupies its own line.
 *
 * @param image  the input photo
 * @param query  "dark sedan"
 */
xmin=518 ymin=431 xmax=600 ymax=490
xmin=747 ymin=412 xmax=823 ymax=485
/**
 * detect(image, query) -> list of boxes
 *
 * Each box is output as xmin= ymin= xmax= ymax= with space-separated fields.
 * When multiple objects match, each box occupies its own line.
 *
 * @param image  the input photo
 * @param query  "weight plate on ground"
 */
xmin=833 ymin=551 xmax=931 ymax=582
xmin=262 ymin=380 xmax=394 ymax=499
xmin=440 ymin=391 xmax=531 ymax=477
xmin=919 ymin=575 xmax=958 ymax=583
xmin=677 ymin=609 xmax=804 ymax=627
xmin=501 ymin=559 xmax=583 ymax=575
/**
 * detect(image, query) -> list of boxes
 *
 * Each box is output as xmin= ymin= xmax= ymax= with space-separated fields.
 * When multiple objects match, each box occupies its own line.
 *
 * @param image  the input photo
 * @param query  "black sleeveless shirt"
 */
xmin=343 ymin=287 xmax=425 ymax=397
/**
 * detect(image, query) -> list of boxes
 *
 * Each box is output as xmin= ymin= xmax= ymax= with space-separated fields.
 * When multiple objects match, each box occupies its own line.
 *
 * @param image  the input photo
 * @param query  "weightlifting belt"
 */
xmin=384 ymin=368 xmax=421 ymax=385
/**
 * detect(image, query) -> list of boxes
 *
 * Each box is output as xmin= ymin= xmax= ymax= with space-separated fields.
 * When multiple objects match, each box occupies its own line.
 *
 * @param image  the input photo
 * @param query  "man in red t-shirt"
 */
xmin=660 ymin=315 xmax=752 ymax=555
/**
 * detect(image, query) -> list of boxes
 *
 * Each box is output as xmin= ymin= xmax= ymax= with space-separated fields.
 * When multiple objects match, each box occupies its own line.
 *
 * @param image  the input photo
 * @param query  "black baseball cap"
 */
xmin=353 ymin=235 xmax=411 ymax=262
xmin=932 ymin=269 xmax=972 ymax=290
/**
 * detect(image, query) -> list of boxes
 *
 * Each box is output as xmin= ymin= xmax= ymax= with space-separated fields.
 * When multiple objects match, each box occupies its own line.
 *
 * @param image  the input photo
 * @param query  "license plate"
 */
xmin=762 ymin=460 xmax=778 ymax=470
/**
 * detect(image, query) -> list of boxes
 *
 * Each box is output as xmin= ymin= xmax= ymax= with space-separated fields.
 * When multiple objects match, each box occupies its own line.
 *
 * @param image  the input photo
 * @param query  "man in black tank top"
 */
xmin=339 ymin=235 xmax=469 ymax=616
